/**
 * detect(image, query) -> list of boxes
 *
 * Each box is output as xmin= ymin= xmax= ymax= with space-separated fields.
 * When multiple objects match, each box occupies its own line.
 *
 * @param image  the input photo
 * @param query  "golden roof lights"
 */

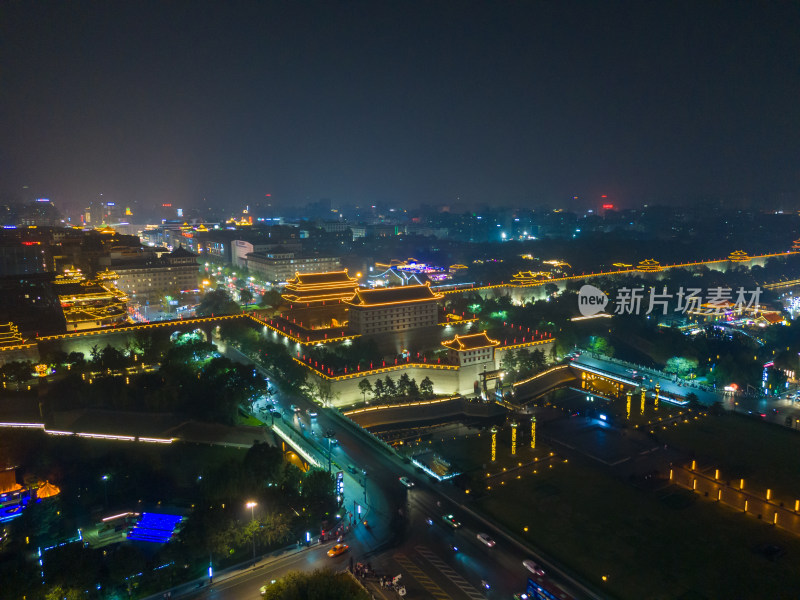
xmin=637 ymin=259 xmax=662 ymax=272
xmin=442 ymin=331 xmax=500 ymax=351
xmin=347 ymin=282 xmax=442 ymax=306
xmin=281 ymin=270 xmax=360 ymax=303
xmin=728 ymin=250 xmax=750 ymax=262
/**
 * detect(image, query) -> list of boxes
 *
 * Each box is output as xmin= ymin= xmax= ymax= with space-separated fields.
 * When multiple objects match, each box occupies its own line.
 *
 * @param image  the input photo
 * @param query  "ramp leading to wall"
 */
xmin=512 ymin=365 xmax=579 ymax=403
xmin=344 ymin=396 xmax=507 ymax=428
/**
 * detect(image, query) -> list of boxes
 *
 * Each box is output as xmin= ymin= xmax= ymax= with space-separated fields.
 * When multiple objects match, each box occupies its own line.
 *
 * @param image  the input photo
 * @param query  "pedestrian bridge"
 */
xmin=512 ymin=365 xmax=579 ymax=402
xmin=270 ymin=421 xmax=321 ymax=471
xmin=512 ymin=361 xmax=661 ymax=404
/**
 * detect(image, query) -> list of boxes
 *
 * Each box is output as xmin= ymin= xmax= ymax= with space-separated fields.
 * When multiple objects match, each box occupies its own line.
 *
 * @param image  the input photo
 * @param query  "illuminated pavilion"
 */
xmin=442 ymin=331 xmax=500 ymax=366
xmin=54 ymin=267 xmax=129 ymax=331
xmin=346 ymin=283 xmax=442 ymax=335
xmin=281 ymin=270 xmax=360 ymax=305
xmin=636 ymin=259 xmax=662 ymax=273
xmin=510 ymin=271 xmax=552 ymax=286
xmin=0 ymin=322 xmax=24 ymax=347
xmin=728 ymin=250 xmax=750 ymax=262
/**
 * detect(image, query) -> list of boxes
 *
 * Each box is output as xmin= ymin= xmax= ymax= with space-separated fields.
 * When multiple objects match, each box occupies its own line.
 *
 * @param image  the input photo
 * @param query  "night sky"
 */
xmin=1 ymin=1 xmax=799 ymax=212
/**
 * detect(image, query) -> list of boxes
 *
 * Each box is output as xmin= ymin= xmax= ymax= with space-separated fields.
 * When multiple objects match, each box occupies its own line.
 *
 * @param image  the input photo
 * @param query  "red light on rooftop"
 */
xmin=602 ymin=203 xmax=614 ymax=210
xmin=601 ymin=195 xmax=608 ymax=198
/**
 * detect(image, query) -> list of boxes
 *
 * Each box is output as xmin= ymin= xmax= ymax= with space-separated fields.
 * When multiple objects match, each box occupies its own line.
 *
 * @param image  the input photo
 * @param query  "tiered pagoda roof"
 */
xmin=728 ymin=250 xmax=750 ymax=262
xmin=442 ymin=331 xmax=500 ymax=351
xmin=281 ymin=270 xmax=360 ymax=303
xmin=510 ymin=271 xmax=552 ymax=285
xmin=0 ymin=322 xmax=24 ymax=347
xmin=637 ymin=259 xmax=662 ymax=272
xmin=54 ymin=268 xmax=129 ymax=328
xmin=347 ymin=283 xmax=442 ymax=306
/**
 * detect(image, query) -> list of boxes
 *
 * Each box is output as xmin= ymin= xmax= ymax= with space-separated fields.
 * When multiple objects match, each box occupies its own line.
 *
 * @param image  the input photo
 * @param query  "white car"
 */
xmin=523 ymin=559 xmax=545 ymax=576
xmin=477 ymin=533 xmax=496 ymax=547
xmin=399 ymin=477 xmax=414 ymax=488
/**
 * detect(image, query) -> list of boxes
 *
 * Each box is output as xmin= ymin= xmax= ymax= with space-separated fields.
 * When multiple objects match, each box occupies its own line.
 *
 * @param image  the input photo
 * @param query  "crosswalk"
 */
xmin=389 ymin=546 xmax=486 ymax=600
xmin=414 ymin=546 xmax=485 ymax=600
xmin=392 ymin=553 xmax=451 ymax=599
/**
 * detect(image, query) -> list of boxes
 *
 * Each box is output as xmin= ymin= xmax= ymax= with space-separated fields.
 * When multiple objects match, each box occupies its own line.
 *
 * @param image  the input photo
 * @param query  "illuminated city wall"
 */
xmin=345 ymin=396 xmax=505 ymax=428
xmin=446 ymin=252 xmax=797 ymax=303
xmin=307 ymin=365 xmax=463 ymax=406
xmin=0 ymin=315 xmax=238 ymax=367
xmin=304 ymin=339 xmax=555 ymax=406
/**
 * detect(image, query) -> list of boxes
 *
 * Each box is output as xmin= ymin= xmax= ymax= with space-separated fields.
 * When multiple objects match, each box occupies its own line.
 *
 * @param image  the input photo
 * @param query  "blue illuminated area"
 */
xmin=0 ymin=491 xmax=33 ymax=523
xmin=0 ymin=502 xmax=25 ymax=522
xmin=526 ymin=577 xmax=574 ymax=600
xmin=126 ymin=513 xmax=183 ymax=543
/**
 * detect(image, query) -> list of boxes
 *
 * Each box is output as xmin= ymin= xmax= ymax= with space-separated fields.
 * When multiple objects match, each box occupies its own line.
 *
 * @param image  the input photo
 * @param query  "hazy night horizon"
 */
xmin=2 ymin=1 xmax=799 ymax=213
xmin=2 ymin=4 xmax=800 ymax=598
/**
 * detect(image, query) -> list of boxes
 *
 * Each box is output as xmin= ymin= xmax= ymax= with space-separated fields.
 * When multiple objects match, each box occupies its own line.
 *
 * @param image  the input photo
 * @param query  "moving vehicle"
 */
xmin=523 ymin=559 xmax=545 ymax=576
xmin=327 ymin=543 xmax=349 ymax=557
xmin=442 ymin=514 xmax=462 ymax=528
xmin=259 ymin=579 xmax=276 ymax=596
xmin=347 ymin=464 xmax=358 ymax=474
xmin=477 ymin=533 xmax=496 ymax=547
xmin=399 ymin=476 xmax=414 ymax=488
xmin=309 ymin=411 xmax=318 ymax=418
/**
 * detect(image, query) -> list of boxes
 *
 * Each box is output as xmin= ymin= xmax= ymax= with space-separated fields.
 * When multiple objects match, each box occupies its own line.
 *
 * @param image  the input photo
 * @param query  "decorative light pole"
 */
xmin=324 ymin=430 xmax=335 ymax=473
xmin=510 ymin=421 xmax=518 ymax=455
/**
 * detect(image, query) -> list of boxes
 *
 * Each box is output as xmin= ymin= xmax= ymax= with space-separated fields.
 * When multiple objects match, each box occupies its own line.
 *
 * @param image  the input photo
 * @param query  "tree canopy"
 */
xmin=261 ymin=569 xmax=370 ymax=600
xmin=197 ymin=289 xmax=241 ymax=316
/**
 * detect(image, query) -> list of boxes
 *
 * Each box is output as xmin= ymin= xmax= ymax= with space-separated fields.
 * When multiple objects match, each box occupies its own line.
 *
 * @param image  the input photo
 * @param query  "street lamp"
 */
xmin=101 ymin=474 xmax=109 ymax=507
xmin=324 ymin=430 xmax=335 ymax=473
xmin=246 ymin=501 xmax=257 ymax=566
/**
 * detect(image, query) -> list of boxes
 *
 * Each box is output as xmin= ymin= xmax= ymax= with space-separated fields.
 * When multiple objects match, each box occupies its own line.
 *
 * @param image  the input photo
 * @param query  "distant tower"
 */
xmin=599 ymin=196 xmax=614 ymax=217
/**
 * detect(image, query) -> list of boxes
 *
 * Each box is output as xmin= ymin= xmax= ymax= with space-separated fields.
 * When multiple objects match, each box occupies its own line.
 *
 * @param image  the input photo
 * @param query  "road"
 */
xmin=208 ymin=337 xmax=598 ymax=599
xmin=186 ymin=544 xmax=351 ymax=600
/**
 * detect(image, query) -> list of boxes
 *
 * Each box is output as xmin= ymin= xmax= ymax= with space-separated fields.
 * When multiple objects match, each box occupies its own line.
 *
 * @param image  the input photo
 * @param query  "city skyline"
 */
xmin=2 ymin=1 xmax=799 ymax=212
